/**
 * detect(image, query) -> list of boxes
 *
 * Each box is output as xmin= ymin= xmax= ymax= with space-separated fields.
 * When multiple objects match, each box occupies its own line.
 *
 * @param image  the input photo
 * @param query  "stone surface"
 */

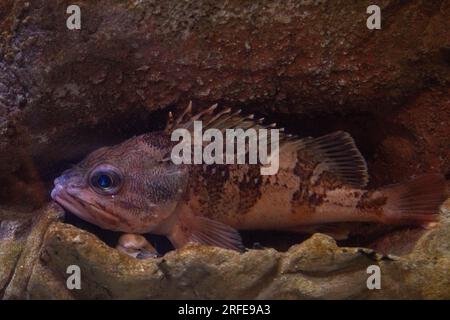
xmin=0 ymin=203 xmax=64 ymax=299
xmin=1 ymin=202 xmax=449 ymax=299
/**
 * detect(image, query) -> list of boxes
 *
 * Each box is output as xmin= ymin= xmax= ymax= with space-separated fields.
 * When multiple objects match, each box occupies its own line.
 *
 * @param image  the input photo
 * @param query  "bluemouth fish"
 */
xmin=51 ymin=103 xmax=448 ymax=255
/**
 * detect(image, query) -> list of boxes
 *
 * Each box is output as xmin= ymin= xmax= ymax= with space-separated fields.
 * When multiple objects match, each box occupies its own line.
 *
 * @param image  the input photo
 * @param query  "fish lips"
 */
xmin=51 ymin=183 xmax=100 ymax=226
xmin=51 ymin=181 xmax=132 ymax=232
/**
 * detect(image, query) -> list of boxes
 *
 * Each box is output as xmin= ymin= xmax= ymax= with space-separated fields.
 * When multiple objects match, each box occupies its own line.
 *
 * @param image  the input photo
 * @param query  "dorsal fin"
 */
xmin=165 ymin=103 xmax=369 ymax=188
xmin=300 ymin=131 xmax=369 ymax=188
xmin=165 ymin=102 xmax=271 ymax=161
xmin=165 ymin=101 xmax=264 ymax=133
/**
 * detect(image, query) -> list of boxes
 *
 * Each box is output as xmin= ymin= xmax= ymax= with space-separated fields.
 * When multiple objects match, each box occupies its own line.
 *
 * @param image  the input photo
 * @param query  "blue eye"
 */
xmin=97 ymin=174 xmax=112 ymax=189
xmin=89 ymin=167 xmax=122 ymax=195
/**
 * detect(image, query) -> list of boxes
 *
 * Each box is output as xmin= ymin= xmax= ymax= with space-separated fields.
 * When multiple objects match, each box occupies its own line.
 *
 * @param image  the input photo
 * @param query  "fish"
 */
xmin=51 ymin=103 xmax=449 ymax=254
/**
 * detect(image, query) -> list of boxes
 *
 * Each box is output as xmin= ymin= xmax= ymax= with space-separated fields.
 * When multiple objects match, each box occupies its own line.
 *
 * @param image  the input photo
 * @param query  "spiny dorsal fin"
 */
xmin=165 ymin=102 xmax=271 ymax=160
xmin=165 ymin=103 xmax=368 ymax=188
xmin=166 ymin=101 xmax=263 ymax=133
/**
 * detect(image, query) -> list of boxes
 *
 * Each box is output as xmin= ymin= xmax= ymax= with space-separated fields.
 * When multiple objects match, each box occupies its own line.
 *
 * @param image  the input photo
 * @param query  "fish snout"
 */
xmin=51 ymin=173 xmax=70 ymax=200
xmin=53 ymin=175 xmax=64 ymax=187
xmin=52 ymin=169 xmax=84 ymax=199
xmin=51 ymin=183 xmax=65 ymax=200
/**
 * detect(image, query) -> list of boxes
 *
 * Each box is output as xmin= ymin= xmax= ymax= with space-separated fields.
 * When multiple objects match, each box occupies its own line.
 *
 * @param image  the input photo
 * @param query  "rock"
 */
xmin=0 ymin=203 xmax=63 ymax=299
xmin=39 ymin=221 xmax=281 ymax=299
xmin=1 ymin=202 xmax=449 ymax=299
xmin=0 ymin=240 xmax=24 ymax=296
xmin=0 ymin=206 xmax=32 ymax=297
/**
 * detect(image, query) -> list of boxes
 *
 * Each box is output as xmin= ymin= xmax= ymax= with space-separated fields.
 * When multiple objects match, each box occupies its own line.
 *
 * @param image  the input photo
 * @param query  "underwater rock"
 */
xmin=1 ymin=202 xmax=450 ymax=299
xmin=0 ymin=203 xmax=63 ymax=299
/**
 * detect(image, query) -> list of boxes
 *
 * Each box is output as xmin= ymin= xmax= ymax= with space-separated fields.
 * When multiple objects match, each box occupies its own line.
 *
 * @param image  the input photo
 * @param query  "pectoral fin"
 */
xmin=168 ymin=213 xmax=245 ymax=252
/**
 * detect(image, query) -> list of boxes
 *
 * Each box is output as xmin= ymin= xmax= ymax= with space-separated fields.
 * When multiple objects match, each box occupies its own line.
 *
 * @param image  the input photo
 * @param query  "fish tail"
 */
xmin=380 ymin=174 xmax=448 ymax=227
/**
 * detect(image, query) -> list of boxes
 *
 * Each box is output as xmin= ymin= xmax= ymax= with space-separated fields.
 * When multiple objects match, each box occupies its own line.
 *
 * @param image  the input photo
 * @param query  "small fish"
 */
xmin=51 ymin=103 xmax=448 ymax=254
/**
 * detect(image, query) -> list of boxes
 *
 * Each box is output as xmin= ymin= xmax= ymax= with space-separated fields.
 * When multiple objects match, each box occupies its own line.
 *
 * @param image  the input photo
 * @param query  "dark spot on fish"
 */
xmin=357 ymin=191 xmax=387 ymax=210
xmin=308 ymin=193 xmax=324 ymax=206
xmin=291 ymin=182 xmax=309 ymax=210
xmin=237 ymin=165 xmax=262 ymax=214
xmin=188 ymin=164 xmax=231 ymax=219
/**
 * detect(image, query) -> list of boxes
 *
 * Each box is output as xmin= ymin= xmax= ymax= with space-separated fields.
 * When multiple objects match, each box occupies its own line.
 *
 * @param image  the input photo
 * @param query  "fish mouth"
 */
xmin=51 ymin=184 xmax=100 ymax=226
xmin=51 ymin=183 xmax=127 ymax=231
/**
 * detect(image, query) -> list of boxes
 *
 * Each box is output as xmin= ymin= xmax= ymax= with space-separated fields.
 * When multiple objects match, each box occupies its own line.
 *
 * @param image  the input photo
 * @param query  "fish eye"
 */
xmin=89 ymin=165 xmax=123 ymax=195
xmin=96 ymin=174 xmax=112 ymax=189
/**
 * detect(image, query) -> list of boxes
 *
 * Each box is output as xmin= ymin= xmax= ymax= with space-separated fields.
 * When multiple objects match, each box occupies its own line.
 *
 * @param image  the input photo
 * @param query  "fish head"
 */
xmin=51 ymin=132 xmax=188 ymax=233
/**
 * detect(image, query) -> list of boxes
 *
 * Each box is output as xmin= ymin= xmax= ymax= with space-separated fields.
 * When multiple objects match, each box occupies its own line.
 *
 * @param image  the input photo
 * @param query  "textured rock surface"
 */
xmin=0 ymin=0 xmax=449 ymax=299
xmin=1 ymin=202 xmax=450 ymax=299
